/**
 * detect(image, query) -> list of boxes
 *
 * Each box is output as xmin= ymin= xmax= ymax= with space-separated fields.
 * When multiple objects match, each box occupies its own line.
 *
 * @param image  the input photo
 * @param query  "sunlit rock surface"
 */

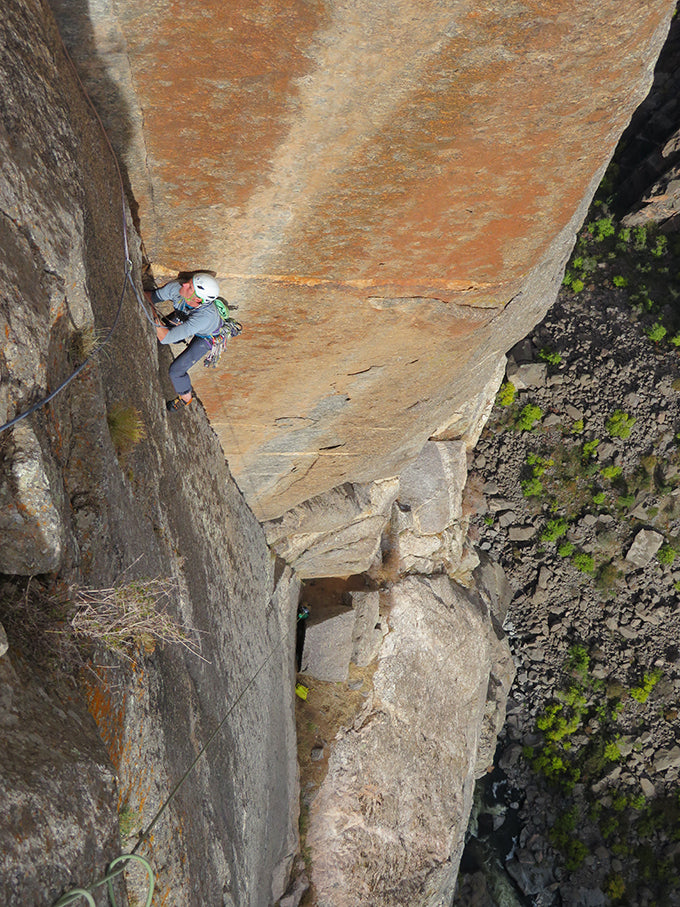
xmin=49 ymin=0 xmax=676 ymax=520
xmin=306 ymin=574 xmax=514 ymax=906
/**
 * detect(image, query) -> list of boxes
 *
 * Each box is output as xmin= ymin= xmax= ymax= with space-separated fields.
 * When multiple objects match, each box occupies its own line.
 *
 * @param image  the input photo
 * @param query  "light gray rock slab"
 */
xmin=506 ymin=360 xmax=548 ymax=389
xmin=397 ymin=440 xmax=467 ymax=535
xmin=301 ymin=608 xmax=357 ymax=682
xmin=349 ymin=591 xmax=382 ymax=668
xmin=306 ymin=575 xmax=514 ymax=906
xmin=625 ymin=528 xmax=664 ymax=567
xmin=653 ymin=745 xmax=680 ymax=773
xmin=264 ymin=478 xmax=399 ymax=577
xmin=508 ymin=525 xmax=537 ymax=541
xmin=0 ymin=624 xmax=7 ymax=659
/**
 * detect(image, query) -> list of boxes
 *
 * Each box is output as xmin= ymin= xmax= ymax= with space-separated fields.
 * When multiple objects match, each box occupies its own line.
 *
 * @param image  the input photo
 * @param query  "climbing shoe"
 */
xmin=166 ymin=396 xmax=191 ymax=412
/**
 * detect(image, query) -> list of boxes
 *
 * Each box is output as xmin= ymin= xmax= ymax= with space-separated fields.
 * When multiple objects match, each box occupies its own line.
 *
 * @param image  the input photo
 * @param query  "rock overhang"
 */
xmin=49 ymin=0 xmax=676 ymax=518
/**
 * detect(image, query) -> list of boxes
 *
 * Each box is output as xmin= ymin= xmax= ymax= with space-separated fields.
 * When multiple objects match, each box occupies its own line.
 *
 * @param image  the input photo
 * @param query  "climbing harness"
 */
xmin=203 ymin=315 xmax=243 ymax=368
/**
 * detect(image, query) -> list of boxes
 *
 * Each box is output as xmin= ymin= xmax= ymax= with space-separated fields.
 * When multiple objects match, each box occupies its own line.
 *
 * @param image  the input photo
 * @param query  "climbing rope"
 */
xmin=53 ymin=609 xmax=293 ymax=905
xmin=0 ymin=23 xmax=155 ymax=437
xmin=53 ymin=853 xmax=154 ymax=907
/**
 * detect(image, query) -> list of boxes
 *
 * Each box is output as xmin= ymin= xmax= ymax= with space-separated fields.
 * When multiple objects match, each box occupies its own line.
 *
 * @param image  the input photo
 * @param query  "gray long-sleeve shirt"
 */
xmin=153 ymin=280 xmax=222 ymax=343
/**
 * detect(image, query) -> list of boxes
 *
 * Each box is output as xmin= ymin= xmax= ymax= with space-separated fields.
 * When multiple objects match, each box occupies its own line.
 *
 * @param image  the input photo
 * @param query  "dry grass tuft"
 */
xmin=106 ymin=403 xmax=146 ymax=456
xmin=71 ymin=578 xmax=205 ymax=662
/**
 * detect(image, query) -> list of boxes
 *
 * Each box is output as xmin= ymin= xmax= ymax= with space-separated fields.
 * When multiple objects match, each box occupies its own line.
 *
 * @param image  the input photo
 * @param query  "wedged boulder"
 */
xmin=306 ymin=574 xmax=514 ymax=907
xmin=0 ymin=654 xmax=123 ymax=907
xmin=349 ymin=590 xmax=383 ymax=668
xmin=263 ymin=478 xmax=399 ymax=577
xmin=392 ymin=440 xmax=476 ymax=576
xmin=301 ymin=606 xmax=357 ymax=682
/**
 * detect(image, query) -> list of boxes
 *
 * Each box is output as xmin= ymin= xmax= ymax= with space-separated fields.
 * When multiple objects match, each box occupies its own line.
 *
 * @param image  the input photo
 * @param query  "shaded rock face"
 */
xmin=306 ymin=575 xmax=514 ymax=907
xmin=1 ymin=2 xmax=299 ymax=904
xmin=0 ymin=653 xmax=123 ymax=907
xmin=48 ymin=0 xmax=675 ymax=520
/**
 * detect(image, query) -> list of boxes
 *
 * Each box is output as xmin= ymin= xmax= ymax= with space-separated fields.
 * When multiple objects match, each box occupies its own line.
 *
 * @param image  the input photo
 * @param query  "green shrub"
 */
xmin=633 ymin=225 xmax=647 ymax=250
xmin=567 ymin=644 xmax=590 ymax=679
xmin=646 ymin=322 xmax=667 ymax=343
xmin=592 ymin=217 xmax=616 ymax=241
xmin=601 ymin=465 xmax=622 ymax=480
xmin=559 ymin=541 xmax=575 ymax=557
xmin=572 ymin=552 xmax=595 ymax=574
xmin=630 ymin=670 xmax=661 ymax=704
xmin=606 ymin=410 xmax=636 ymax=440
xmin=539 ymin=348 xmax=562 ymax=366
xmin=521 ymin=477 xmax=544 ymax=498
xmin=604 ymin=741 xmax=621 ymax=762
xmin=571 ymin=278 xmax=584 ymax=293
xmin=651 ymin=235 xmax=667 ymax=258
xmin=497 ymin=381 xmax=516 ymax=406
xmin=516 ymin=404 xmax=543 ymax=432
xmin=582 ymin=439 xmax=600 ymax=460
xmin=605 ymin=873 xmax=626 ymax=901
xmin=571 ymin=418 xmax=584 ymax=434
xmin=542 ymin=518 xmax=568 ymax=542
xmin=658 ymin=544 xmax=676 ymax=566
xmin=526 ymin=452 xmax=554 ymax=476
xmin=592 ymin=491 xmax=606 ymax=506
xmin=612 ymin=275 xmax=628 ymax=288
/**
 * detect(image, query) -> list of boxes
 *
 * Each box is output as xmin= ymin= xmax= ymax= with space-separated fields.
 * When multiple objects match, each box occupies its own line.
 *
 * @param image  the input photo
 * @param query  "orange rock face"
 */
xmin=53 ymin=0 xmax=675 ymax=519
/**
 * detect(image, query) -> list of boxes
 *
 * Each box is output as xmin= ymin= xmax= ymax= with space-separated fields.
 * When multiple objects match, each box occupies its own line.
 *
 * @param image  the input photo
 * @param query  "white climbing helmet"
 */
xmin=192 ymin=272 xmax=220 ymax=302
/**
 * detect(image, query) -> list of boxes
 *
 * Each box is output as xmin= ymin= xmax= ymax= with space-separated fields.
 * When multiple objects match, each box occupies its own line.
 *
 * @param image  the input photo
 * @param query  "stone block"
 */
xmin=506 ymin=360 xmax=547 ymax=389
xmin=264 ymin=478 xmax=399 ymax=577
xmin=626 ymin=528 xmax=664 ymax=567
xmin=301 ymin=607 xmax=357 ymax=682
xmin=398 ymin=441 xmax=467 ymax=535
xmin=349 ymin=591 xmax=382 ymax=667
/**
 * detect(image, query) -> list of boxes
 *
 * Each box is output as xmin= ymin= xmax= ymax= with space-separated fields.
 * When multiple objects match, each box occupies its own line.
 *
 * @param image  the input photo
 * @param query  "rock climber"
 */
xmin=147 ymin=272 xmax=222 ymax=412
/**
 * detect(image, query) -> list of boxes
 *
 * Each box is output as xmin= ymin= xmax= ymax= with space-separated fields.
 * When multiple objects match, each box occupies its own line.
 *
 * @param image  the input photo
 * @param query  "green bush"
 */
xmin=572 ymin=552 xmax=595 ymax=574
xmin=559 ymin=541 xmax=575 ymax=557
xmin=633 ymin=225 xmax=647 ymax=250
xmin=601 ymin=465 xmax=622 ymax=480
xmin=516 ymin=404 xmax=543 ymax=432
xmin=542 ymin=518 xmax=568 ymax=542
xmin=646 ymin=322 xmax=667 ymax=343
xmin=526 ymin=452 xmax=554 ymax=476
xmin=591 ymin=216 xmax=616 ymax=241
xmin=630 ymin=671 xmax=661 ymax=704
xmin=650 ymin=235 xmax=667 ymax=258
xmin=582 ymin=439 xmax=600 ymax=460
xmin=521 ymin=477 xmax=544 ymax=498
xmin=606 ymin=410 xmax=636 ymax=440
xmin=497 ymin=381 xmax=516 ymax=406
xmin=658 ymin=544 xmax=676 ymax=566
xmin=539 ymin=348 xmax=562 ymax=366
xmin=592 ymin=491 xmax=606 ymax=506
xmin=612 ymin=275 xmax=628 ymax=288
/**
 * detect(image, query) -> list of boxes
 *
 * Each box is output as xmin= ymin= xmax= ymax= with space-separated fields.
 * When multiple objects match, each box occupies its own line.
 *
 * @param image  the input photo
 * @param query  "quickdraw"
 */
xmin=203 ymin=318 xmax=242 ymax=368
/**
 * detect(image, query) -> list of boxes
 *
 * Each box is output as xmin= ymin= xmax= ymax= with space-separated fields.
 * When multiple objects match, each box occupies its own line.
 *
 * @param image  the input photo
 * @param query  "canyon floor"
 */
xmin=456 ymin=216 xmax=680 ymax=906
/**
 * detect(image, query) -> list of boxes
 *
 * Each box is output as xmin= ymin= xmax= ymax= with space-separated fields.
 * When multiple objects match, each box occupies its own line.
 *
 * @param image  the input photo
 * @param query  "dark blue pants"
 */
xmin=168 ymin=336 xmax=211 ymax=395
